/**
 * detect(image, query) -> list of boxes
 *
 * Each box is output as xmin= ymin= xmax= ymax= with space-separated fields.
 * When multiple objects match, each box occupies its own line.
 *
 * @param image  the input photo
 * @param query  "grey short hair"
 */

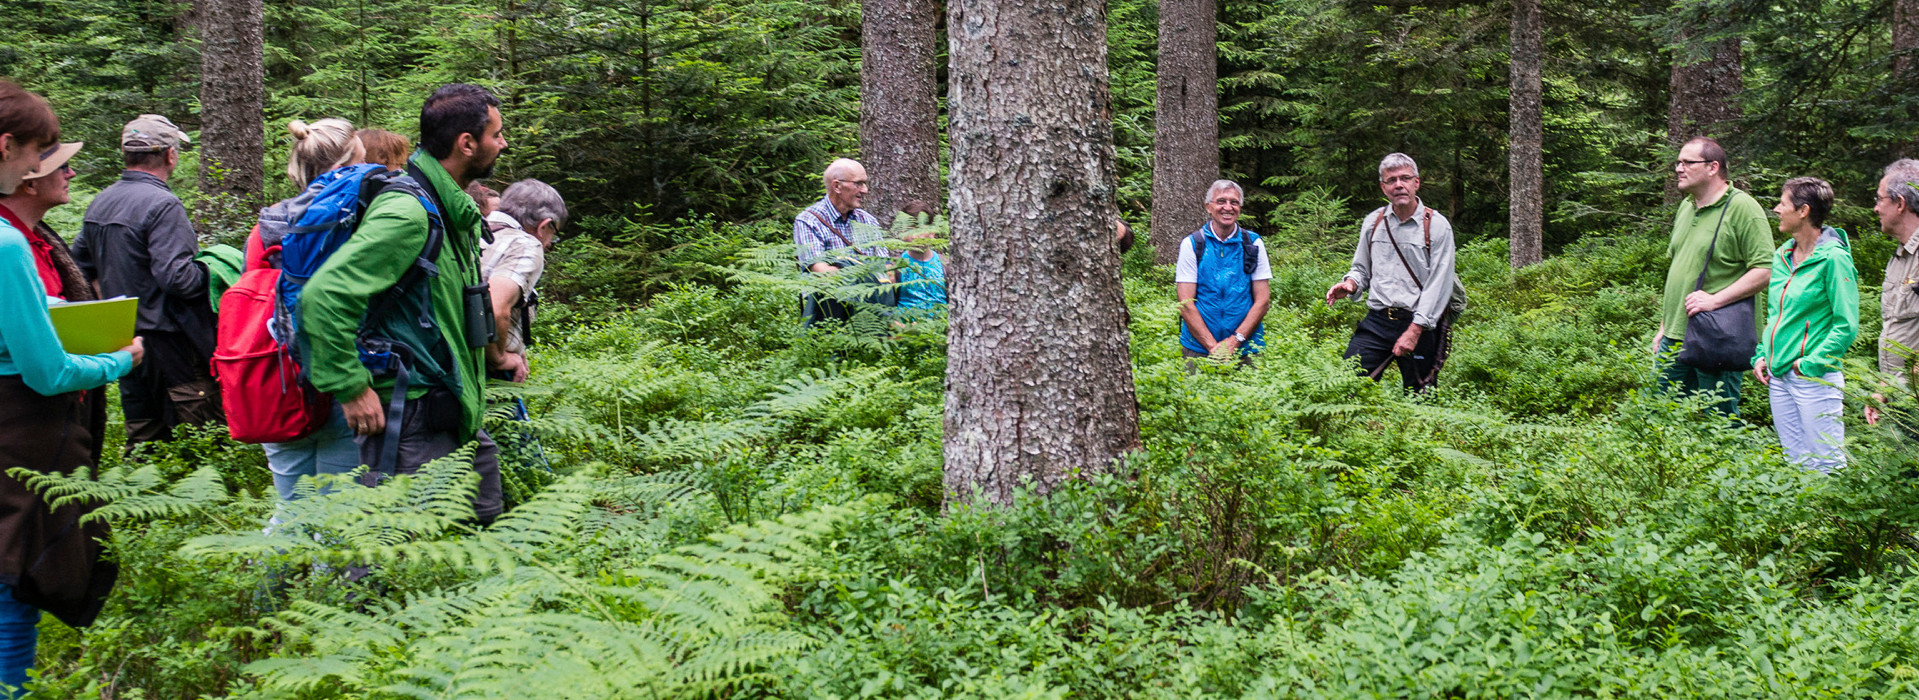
xmin=1203 ymin=179 xmax=1243 ymax=204
xmin=1883 ymin=159 xmax=1919 ymax=215
xmin=498 ymin=179 xmax=569 ymax=232
xmin=1379 ymin=152 xmax=1419 ymax=180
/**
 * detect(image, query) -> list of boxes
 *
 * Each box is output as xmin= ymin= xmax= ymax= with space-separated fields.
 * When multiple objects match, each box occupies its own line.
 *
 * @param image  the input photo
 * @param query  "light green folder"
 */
xmin=48 ymin=296 xmax=137 ymax=355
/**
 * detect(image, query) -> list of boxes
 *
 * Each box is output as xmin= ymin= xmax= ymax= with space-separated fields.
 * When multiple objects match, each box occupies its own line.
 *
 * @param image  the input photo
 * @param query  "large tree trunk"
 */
xmin=1150 ymin=0 xmax=1218 ymax=265
xmin=943 ymin=0 xmax=1140 ymax=507
xmin=198 ymin=0 xmax=265 ymax=206
xmin=1507 ymin=0 xmax=1543 ymax=268
xmin=1665 ymin=35 xmax=1741 ymax=147
xmin=861 ymin=0 xmax=942 ymax=225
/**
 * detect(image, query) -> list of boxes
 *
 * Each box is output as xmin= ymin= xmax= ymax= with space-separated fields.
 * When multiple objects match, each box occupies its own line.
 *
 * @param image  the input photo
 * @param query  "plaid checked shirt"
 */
xmin=793 ymin=197 xmax=886 ymax=269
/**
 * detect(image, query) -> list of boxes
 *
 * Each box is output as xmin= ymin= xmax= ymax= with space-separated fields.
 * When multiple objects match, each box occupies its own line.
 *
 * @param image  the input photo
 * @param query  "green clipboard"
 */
xmin=48 ymin=296 xmax=137 ymax=356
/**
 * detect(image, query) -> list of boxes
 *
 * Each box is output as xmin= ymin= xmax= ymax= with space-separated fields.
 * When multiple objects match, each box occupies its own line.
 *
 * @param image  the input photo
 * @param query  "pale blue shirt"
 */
xmin=0 ymin=217 xmax=131 ymax=395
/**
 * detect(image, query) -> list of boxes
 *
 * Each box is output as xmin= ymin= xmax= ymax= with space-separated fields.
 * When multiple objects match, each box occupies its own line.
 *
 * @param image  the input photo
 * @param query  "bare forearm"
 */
xmin=1721 ymin=267 xmax=1771 ymax=302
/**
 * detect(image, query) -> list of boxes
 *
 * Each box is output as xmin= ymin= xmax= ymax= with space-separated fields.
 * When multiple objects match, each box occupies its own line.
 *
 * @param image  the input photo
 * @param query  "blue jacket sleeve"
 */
xmin=0 ymin=232 xmax=132 ymax=395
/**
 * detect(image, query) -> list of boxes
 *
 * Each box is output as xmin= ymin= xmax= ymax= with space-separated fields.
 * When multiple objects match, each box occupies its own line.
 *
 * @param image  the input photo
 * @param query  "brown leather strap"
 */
xmin=807 ymin=209 xmax=855 ymax=249
xmin=1368 ymin=207 xmax=1427 ymax=291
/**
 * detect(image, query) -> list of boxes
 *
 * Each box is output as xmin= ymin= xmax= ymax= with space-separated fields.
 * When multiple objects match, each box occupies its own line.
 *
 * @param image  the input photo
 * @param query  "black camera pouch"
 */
xmin=463 ymin=283 xmax=496 ymax=349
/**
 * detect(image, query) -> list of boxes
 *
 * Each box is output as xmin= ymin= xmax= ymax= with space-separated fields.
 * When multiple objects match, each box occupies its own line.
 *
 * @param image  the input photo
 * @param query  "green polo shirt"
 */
xmin=1661 ymin=187 xmax=1773 ymax=342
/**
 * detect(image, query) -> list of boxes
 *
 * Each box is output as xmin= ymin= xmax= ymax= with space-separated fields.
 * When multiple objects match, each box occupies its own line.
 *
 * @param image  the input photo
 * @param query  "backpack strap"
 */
xmin=1369 ymin=207 xmax=1428 ymax=291
xmin=355 ymin=166 xmax=449 ymax=476
xmin=1240 ymin=232 xmax=1260 ymax=275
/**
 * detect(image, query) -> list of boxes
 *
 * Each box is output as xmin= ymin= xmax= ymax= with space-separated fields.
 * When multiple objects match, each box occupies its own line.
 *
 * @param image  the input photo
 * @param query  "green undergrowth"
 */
xmin=18 ymin=203 xmax=1919 ymax=698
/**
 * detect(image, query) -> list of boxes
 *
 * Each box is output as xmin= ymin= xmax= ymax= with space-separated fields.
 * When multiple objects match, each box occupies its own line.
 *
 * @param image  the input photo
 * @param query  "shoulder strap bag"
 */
xmin=1673 ymin=202 xmax=1757 ymax=372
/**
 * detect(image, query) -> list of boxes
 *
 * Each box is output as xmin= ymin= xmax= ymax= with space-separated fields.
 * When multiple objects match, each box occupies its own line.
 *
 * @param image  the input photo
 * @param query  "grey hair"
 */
xmin=498 ymin=179 xmax=569 ymax=232
xmin=1378 ymin=152 xmax=1419 ymax=180
xmin=1883 ymin=159 xmax=1919 ymax=215
xmin=1203 ymin=179 xmax=1243 ymax=204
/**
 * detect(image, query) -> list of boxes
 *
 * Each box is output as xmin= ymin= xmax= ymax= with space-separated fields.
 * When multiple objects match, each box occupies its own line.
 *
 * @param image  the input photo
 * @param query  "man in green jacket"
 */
xmin=301 ymin=84 xmax=510 ymax=522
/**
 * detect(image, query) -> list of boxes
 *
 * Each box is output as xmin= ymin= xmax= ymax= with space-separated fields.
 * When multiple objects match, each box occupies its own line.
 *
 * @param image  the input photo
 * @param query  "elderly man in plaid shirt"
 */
xmin=794 ymin=158 xmax=891 ymax=325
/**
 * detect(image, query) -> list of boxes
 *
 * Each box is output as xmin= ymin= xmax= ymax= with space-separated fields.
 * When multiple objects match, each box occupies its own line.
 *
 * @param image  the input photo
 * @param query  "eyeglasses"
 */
xmin=834 ymin=178 xmax=870 ymax=189
xmin=1674 ymin=159 xmax=1710 ymax=169
xmin=1211 ymin=198 xmax=1242 ymax=206
xmin=1379 ymin=175 xmax=1417 ymax=185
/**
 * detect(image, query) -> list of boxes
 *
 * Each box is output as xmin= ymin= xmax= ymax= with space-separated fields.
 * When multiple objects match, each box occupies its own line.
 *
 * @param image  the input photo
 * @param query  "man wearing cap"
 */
xmin=72 ymin=115 xmax=221 ymax=446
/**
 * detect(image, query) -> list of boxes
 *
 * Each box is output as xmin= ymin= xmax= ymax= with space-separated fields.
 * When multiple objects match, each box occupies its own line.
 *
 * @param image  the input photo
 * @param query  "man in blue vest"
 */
xmin=1176 ymin=179 xmax=1272 ymax=366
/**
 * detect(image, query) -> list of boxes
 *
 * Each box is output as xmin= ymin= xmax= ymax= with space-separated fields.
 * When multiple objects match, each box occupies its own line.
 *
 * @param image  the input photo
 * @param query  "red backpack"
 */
xmin=211 ymin=229 xmax=328 ymax=443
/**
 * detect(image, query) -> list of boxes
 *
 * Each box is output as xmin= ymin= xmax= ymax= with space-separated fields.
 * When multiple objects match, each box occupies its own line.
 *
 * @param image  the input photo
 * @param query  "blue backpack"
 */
xmin=272 ymin=163 xmax=448 ymax=472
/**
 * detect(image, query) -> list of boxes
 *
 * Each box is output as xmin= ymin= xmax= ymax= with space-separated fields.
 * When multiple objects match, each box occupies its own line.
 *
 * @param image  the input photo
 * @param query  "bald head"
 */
xmin=823 ymin=158 xmax=869 ymax=214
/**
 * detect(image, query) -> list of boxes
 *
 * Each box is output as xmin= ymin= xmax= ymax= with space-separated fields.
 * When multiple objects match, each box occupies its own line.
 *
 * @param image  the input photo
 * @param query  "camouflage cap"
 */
xmin=121 ymin=114 xmax=190 ymax=153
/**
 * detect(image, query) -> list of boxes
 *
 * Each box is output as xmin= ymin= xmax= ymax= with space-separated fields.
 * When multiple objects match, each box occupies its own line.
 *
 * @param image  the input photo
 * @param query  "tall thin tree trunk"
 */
xmin=199 ymin=0 xmax=265 ymax=205
xmin=1508 ymin=0 xmax=1543 ymax=268
xmin=1896 ymin=0 xmax=1919 ymax=77
xmin=1895 ymin=0 xmax=1919 ymax=154
xmin=861 ymin=0 xmax=942 ymax=225
xmin=944 ymin=0 xmax=1140 ymax=507
xmin=1150 ymin=0 xmax=1218 ymax=265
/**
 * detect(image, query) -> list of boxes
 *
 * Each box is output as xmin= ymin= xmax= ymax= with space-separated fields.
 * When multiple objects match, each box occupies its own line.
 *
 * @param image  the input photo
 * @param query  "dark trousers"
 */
xmin=355 ymin=396 xmax=504 ymax=524
xmin=120 ymin=330 xmax=221 ymax=447
xmin=1345 ymin=308 xmax=1442 ymax=391
xmin=1653 ymin=337 xmax=1742 ymax=417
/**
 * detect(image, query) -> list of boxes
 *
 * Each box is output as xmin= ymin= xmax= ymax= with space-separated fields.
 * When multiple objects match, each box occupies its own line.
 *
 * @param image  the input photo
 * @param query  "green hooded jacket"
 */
xmin=1753 ymin=226 xmax=1860 ymax=379
xmin=300 ymin=152 xmax=487 ymax=437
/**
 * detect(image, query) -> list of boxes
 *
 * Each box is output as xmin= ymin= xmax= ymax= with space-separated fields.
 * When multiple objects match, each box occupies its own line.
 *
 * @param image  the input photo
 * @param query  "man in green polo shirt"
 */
xmin=1654 ymin=137 xmax=1773 ymax=417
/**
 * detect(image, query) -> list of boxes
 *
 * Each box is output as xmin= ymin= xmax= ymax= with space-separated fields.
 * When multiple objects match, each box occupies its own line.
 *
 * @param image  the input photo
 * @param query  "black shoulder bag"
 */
xmin=1674 ymin=204 xmax=1756 ymax=371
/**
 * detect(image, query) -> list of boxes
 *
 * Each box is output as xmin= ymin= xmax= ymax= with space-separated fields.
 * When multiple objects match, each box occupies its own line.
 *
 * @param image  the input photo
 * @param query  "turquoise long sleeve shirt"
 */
xmin=0 ymin=217 xmax=131 ymax=395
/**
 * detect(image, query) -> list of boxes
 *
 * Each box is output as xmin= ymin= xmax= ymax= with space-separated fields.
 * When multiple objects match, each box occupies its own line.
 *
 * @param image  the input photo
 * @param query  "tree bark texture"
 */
xmin=861 ymin=0 xmax=942 ymax=225
xmin=943 ymin=0 xmax=1141 ymax=507
xmin=1150 ymin=0 xmax=1218 ymax=265
xmin=1895 ymin=0 xmax=1919 ymax=155
xmin=1665 ymin=35 xmax=1741 ymax=147
xmin=1895 ymin=0 xmax=1919 ymax=78
xmin=198 ymin=0 xmax=266 ymax=204
xmin=1507 ymin=0 xmax=1543 ymax=269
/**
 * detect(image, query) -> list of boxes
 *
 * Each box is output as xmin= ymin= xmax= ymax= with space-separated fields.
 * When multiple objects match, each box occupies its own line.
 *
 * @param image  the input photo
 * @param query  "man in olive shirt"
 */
xmin=1866 ymin=158 xmax=1919 ymax=427
xmin=1653 ymin=137 xmax=1772 ymax=417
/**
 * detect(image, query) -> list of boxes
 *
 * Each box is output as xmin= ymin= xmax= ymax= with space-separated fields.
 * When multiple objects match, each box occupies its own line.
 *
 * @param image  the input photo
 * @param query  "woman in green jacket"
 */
xmin=1753 ymin=177 xmax=1859 ymax=473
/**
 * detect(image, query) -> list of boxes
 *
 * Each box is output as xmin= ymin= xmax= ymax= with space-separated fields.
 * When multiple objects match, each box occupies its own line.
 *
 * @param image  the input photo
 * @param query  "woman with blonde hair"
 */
xmin=242 ymin=118 xmax=366 ymax=501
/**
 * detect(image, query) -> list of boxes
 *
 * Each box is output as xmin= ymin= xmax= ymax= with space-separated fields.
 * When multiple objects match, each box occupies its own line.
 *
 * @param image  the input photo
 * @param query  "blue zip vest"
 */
xmin=1180 ymin=223 xmax=1264 ymax=355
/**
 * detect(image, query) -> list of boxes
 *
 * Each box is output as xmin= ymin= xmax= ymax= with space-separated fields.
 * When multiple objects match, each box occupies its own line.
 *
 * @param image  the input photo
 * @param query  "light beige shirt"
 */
xmin=1881 ymin=230 xmax=1919 ymax=383
xmin=479 ymin=211 xmax=545 ymax=356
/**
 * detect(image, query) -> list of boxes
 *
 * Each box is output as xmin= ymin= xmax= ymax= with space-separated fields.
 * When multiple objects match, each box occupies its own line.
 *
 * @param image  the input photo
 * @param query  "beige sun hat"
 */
xmin=24 ymin=141 xmax=81 ymax=179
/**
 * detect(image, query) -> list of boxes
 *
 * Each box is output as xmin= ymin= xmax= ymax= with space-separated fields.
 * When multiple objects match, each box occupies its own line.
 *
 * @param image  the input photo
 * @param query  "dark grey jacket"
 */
xmin=72 ymin=171 xmax=212 ymax=342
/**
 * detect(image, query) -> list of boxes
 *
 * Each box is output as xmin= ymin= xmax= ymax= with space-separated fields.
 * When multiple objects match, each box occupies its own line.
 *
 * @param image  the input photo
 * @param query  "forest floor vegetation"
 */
xmin=19 ymin=194 xmax=1919 ymax=698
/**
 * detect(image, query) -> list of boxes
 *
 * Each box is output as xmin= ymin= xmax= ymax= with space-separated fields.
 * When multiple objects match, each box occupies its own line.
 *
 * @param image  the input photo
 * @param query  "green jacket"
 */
xmin=1754 ymin=227 xmax=1860 ymax=379
xmin=300 ymin=152 xmax=487 ymax=437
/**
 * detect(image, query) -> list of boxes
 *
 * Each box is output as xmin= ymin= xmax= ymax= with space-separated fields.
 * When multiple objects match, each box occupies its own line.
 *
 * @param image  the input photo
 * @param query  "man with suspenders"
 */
xmin=1325 ymin=152 xmax=1461 ymax=391
xmin=793 ymin=158 xmax=891 ymax=326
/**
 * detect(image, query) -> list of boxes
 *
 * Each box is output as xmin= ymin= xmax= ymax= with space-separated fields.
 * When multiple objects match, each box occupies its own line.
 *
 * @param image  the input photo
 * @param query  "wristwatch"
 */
xmin=1233 ymin=332 xmax=1248 ymax=343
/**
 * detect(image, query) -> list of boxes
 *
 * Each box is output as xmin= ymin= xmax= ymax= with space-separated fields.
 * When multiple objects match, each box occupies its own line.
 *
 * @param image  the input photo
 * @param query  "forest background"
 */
xmin=2 ymin=0 xmax=1919 ymax=697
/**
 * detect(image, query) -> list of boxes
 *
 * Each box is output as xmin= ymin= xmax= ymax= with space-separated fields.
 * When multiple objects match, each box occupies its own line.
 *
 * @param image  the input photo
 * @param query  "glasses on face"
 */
xmin=1877 ymin=194 xmax=1898 ymax=205
xmin=1211 ymin=198 xmax=1242 ymax=207
xmin=835 ymin=178 xmax=870 ymax=189
xmin=1674 ymin=159 xmax=1709 ymax=169
xmin=1380 ymin=175 xmax=1417 ymax=186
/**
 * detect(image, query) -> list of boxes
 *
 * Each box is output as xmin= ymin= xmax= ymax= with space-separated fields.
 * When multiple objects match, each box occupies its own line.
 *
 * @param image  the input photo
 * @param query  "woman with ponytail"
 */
xmin=245 ymin=118 xmax=365 ymax=501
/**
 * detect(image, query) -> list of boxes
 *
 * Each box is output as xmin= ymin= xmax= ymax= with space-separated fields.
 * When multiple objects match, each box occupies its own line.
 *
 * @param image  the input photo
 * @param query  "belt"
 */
xmin=1377 ymin=307 xmax=1414 ymax=321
